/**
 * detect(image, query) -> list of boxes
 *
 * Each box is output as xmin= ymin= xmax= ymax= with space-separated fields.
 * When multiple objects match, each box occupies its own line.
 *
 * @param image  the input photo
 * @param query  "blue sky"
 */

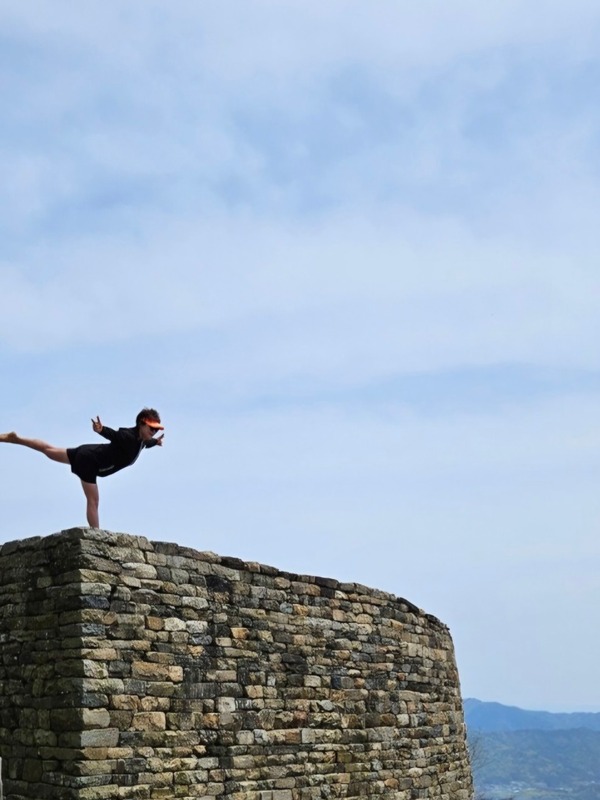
xmin=1 ymin=0 xmax=600 ymax=712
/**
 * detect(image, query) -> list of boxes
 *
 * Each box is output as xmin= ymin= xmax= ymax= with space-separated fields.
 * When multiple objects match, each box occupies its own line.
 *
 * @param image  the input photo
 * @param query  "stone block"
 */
xmin=132 ymin=712 xmax=167 ymax=731
xmin=82 ymin=709 xmax=111 ymax=729
xmin=79 ymin=728 xmax=120 ymax=748
xmin=217 ymin=697 xmax=236 ymax=714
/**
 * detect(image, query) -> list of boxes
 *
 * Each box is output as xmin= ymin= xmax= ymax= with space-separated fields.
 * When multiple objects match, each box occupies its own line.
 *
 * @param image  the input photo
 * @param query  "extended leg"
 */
xmin=0 ymin=432 xmax=69 ymax=464
xmin=80 ymin=481 xmax=100 ymax=528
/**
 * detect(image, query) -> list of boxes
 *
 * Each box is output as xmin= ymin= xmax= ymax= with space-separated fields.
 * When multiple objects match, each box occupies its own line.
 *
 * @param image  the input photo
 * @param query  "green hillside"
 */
xmin=469 ymin=729 xmax=600 ymax=800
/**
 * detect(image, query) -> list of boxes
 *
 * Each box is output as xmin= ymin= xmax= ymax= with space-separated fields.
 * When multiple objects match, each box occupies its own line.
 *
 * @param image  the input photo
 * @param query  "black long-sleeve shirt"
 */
xmin=91 ymin=425 xmax=158 ymax=477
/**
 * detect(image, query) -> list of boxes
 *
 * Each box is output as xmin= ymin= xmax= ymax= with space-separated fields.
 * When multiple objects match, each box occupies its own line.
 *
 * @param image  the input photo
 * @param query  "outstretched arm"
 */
xmin=145 ymin=433 xmax=164 ymax=449
xmin=92 ymin=416 xmax=117 ymax=441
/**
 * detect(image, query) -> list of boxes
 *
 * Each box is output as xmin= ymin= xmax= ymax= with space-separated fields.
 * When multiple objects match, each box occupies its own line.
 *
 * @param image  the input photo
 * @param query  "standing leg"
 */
xmin=0 ymin=432 xmax=69 ymax=464
xmin=80 ymin=481 xmax=100 ymax=528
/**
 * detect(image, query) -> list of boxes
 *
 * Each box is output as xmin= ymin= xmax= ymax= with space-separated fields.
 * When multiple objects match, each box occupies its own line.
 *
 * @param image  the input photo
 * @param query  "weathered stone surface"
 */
xmin=0 ymin=528 xmax=472 ymax=800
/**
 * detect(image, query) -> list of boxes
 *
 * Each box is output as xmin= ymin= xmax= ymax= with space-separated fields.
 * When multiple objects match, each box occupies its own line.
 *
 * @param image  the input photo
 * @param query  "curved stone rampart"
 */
xmin=0 ymin=528 xmax=472 ymax=800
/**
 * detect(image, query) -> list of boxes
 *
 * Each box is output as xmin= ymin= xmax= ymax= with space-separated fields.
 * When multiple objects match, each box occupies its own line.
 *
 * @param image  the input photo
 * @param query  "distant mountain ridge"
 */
xmin=471 ymin=728 xmax=600 ymax=793
xmin=465 ymin=699 xmax=600 ymax=800
xmin=464 ymin=698 xmax=600 ymax=732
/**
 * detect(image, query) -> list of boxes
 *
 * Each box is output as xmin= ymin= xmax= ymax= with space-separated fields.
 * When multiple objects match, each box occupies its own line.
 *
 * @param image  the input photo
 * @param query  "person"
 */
xmin=0 ymin=408 xmax=164 ymax=529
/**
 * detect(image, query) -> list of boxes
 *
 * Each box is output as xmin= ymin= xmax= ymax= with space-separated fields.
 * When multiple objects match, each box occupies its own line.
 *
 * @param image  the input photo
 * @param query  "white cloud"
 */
xmin=3 ymin=1 xmax=600 ymax=75
xmin=2 ymin=208 xmax=599 ymax=384
xmin=3 ymin=0 xmax=600 ymax=249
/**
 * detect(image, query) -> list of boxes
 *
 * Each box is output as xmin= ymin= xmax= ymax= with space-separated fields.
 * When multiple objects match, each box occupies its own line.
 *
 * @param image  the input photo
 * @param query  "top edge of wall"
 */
xmin=0 ymin=527 xmax=445 ymax=630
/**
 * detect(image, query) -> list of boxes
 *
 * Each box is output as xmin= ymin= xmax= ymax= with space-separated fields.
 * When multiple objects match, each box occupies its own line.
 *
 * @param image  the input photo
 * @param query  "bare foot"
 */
xmin=0 ymin=432 xmax=18 ymax=443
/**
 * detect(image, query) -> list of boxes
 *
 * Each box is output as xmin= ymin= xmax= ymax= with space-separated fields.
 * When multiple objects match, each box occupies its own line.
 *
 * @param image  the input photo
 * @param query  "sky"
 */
xmin=1 ymin=0 xmax=600 ymax=714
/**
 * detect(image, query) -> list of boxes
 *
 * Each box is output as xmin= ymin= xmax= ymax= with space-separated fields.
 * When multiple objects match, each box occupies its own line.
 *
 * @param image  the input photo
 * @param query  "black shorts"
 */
xmin=67 ymin=446 xmax=99 ymax=485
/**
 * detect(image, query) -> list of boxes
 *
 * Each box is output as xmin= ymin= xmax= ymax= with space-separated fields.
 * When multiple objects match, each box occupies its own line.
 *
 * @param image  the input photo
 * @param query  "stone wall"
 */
xmin=0 ymin=528 xmax=472 ymax=800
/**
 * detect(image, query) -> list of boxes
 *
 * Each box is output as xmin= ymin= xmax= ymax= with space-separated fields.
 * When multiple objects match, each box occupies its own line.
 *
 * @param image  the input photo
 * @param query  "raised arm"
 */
xmin=91 ymin=416 xmax=117 ymax=441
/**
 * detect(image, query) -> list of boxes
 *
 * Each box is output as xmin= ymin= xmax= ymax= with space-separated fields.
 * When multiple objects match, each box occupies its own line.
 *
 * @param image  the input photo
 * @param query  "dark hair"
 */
xmin=136 ymin=408 xmax=161 ymax=428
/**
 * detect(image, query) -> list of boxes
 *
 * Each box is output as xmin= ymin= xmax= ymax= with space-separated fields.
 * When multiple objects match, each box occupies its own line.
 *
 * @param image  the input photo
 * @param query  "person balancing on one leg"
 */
xmin=0 ymin=408 xmax=164 ymax=528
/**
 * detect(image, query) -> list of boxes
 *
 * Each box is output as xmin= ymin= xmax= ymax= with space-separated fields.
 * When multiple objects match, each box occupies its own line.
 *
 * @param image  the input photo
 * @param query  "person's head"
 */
xmin=136 ymin=408 xmax=164 ymax=441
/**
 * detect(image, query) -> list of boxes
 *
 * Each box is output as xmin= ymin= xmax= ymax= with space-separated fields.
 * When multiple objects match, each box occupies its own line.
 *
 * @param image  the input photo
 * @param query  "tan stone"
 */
xmin=132 ymin=712 xmax=167 ymax=731
xmin=111 ymin=695 xmax=141 ymax=711
xmin=82 ymin=708 xmax=111 ymax=729
xmin=164 ymin=616 xmax=187 ymax=631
